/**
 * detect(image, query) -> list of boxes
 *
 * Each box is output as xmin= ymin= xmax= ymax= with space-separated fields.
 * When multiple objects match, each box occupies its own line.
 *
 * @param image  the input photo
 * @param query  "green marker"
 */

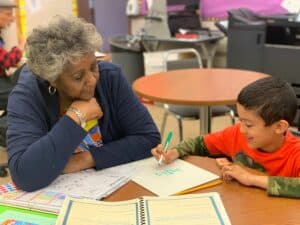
xmin=158 ymin=131 xmax=173 ymax=165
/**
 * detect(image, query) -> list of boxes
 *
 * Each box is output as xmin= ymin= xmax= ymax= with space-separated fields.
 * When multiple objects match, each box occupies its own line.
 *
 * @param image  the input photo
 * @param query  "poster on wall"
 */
xmin=201 ymin=0 xmax=288 ymax=20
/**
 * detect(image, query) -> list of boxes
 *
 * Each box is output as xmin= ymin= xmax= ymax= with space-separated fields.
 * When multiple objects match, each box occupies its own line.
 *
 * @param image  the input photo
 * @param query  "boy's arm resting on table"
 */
xmin=222 ymin=164 xmax=268 ymax=188
xmin=268 ymin=176 xmax=300 ymax=198
xmin=222 ymin=164 xmax=300 ymax=198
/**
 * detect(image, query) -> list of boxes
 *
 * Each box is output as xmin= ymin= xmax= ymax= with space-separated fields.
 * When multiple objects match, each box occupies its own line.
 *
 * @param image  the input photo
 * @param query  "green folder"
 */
xmin=0 ymin=204 xmax=57 ymax=225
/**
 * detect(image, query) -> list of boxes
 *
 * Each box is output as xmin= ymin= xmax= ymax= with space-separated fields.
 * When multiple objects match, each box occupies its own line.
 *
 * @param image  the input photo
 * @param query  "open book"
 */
xmin=56 ymin=192 xmax=231 ymax=225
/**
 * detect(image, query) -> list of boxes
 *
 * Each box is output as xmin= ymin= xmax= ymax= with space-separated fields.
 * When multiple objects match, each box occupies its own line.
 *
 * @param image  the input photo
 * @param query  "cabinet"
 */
xmin=227 ymin=13 xmax=300 ymax=84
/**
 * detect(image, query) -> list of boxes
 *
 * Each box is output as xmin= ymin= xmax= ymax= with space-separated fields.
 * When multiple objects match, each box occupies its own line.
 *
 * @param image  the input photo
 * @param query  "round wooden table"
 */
xmin=133 ymin=68 xmax=269 ymax=135
xmin=105 ymin=156 xmax=300 ymax=225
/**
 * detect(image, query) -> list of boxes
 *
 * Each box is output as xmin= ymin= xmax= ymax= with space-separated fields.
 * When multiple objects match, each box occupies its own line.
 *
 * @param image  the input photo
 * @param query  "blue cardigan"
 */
xmin=7 ymin=62 xmax=160 ymax=191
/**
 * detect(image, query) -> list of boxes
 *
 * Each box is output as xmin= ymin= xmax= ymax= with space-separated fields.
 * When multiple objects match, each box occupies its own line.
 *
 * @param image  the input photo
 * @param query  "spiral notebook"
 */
xmin=56 ymin=192 xmax=231 ymax=225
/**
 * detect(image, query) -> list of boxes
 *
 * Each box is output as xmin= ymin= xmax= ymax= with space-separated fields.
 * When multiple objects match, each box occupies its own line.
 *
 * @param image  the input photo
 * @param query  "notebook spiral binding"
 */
xmin=139 ymin=197 xmax=146 ymax=225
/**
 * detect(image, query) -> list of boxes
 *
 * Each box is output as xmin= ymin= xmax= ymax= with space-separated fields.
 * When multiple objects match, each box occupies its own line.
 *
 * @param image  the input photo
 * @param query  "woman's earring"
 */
xmin=48 ymin=85 xmax=57 ymax=95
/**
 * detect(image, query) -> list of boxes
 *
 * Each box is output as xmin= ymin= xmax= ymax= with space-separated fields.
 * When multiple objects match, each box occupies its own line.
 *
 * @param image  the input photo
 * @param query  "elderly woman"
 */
xmin=7 ymin=16 xmax=160 ymax=191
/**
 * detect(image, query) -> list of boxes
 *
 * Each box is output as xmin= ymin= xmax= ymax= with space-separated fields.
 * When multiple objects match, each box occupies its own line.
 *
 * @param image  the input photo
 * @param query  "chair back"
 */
xmin=162 ymin=48 xmax=202 ymax=72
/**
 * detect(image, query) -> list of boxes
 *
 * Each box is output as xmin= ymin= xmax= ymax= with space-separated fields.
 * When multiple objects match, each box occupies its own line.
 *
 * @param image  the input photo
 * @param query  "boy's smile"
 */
xmin=237 ymin=103 xmax=286 ymax=153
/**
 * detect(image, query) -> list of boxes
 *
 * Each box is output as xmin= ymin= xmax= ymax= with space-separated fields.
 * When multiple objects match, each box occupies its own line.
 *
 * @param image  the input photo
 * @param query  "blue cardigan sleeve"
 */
xmin=89 ymin=65 xmax=161 ymax=169
xmin=7 ymin=87 xmax=88 ymax=191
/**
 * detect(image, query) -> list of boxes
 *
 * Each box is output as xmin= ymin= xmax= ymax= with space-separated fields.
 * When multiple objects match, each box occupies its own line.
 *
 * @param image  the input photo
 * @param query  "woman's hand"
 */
xmin=70 ymin=97 xmax=103 ymax=122
xmin=221 ymin=164 xmax=268 ymax=189
xmin=63 ymin=151 xmax=95 ymax=174
xmin=151 ymin=144 xmax=180 ymax=164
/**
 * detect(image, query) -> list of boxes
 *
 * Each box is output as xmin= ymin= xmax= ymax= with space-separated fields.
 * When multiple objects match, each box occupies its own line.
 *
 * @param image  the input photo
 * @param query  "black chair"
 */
xmin=160 ymin=48 xmax=235 ymax=141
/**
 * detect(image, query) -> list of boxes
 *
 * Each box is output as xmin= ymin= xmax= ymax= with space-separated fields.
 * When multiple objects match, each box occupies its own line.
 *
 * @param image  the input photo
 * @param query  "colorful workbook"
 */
xmin=0 ymin=204 xmax=57 ymax=225
xmin=130 ymin=158 xmax=221 ymax=196
xmin=0 ymin=189 xmax=65 ymax=214
xmin=56 ymin=192 xmax=231 ymax=225
xmin=0 ymin=163 xmax=137 ymax=214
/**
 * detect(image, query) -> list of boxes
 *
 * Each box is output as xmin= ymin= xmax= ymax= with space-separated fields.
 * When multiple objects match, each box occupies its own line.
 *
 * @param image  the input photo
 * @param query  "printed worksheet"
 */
xmin=44 ymin=163 xmax=137 ymax=200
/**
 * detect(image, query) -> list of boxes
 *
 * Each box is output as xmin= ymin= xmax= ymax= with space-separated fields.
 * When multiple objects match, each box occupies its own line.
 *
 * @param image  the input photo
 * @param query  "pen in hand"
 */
xmin=158 ymin=131 xmax=173 ymax=165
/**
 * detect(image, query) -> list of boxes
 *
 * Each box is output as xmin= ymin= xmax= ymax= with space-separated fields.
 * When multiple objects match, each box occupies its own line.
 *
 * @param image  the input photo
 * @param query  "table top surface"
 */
xmin=132 ymin=68 xmax=269 ymax=106
xmin=105 ymin=156 xmax=300 ymax=225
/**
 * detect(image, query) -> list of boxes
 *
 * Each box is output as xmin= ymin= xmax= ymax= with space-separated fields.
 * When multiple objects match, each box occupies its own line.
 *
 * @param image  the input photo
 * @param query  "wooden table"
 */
xmin=133 ymin=68 xmax=269 ymax=135
xmin=105 ymin=156 xmax=300 ymax=225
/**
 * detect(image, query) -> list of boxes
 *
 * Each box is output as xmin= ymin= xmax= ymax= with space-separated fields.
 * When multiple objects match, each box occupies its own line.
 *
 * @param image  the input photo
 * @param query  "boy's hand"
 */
xmin=216 ymin=157 xmax=231 ymax=169
xmin=221 ymin=164 xmax=268 ymax=189
xmin=151 ymin=144 xmax=179 ymax=164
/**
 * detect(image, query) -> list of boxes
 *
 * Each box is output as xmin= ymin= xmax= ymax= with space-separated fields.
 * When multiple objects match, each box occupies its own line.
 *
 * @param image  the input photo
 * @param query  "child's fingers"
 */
xmin=151 ymin=144 xmax=164 ymax=159
xmin=216 ymin=158 xmax=232 ymax=169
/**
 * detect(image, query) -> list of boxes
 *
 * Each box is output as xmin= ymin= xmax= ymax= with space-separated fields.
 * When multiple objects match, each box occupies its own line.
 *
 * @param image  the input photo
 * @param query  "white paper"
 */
xmin=45 ymin=163 xmax=136 ymax=200
xmin=131 ymin=158 xmax=220 ymax=196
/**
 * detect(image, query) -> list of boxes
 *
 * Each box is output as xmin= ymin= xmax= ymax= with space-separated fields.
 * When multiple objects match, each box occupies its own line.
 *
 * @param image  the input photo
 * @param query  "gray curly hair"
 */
xmin=26 ymin=16 xmax=102 ymax=82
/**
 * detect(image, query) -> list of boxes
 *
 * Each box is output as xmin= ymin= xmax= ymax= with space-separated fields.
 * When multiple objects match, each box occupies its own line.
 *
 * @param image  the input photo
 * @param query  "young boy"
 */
xmin=152 ymin=76 xmax=300 ymax=198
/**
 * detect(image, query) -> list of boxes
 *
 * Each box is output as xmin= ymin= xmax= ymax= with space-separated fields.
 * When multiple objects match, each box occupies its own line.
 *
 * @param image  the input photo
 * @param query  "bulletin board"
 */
xmin=17 ymin=0 xmax=78 ymax=40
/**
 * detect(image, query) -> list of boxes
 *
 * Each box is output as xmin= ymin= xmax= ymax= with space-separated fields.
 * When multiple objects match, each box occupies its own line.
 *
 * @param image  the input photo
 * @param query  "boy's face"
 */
xmin=236 ymin=103 xmax=285 ymax=152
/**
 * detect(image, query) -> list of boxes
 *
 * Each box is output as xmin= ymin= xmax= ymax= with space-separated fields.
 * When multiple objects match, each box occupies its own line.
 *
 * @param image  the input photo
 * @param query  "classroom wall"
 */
xmin=4 ymin=0 xmax=74 ymax=49
xmin=23 ymin=0 xmax=73 ymax=35
xmin=93 ymin=0 xmax=128 ymax=52
xmin=2 ymin=21 xmax=18 ymax=50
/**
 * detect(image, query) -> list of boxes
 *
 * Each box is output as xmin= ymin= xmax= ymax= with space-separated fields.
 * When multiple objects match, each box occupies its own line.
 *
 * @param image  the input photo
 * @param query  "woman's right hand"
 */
xmin=70 ymin=97 xmax=103 ymax=122
xmin=151 ymin=144 xmax=180 ymax=164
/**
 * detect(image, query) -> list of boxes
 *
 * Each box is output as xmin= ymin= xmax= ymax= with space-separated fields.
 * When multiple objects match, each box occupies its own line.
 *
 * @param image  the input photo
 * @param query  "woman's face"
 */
xmin=0 ymin=8 xmax=14 ymax=29
xmin=53 ymin=53 xmax=99 ymax=102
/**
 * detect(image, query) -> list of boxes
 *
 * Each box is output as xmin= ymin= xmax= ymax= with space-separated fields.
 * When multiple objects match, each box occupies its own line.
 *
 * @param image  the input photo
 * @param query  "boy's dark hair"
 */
xmin=237 ymin=76 xmax=297 ymax=126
